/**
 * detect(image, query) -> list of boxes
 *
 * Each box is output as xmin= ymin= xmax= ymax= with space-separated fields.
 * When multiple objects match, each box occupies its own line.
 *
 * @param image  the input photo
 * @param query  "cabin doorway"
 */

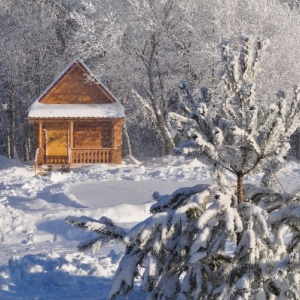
xmin=45 ymin=122 xmax=68 ymax=164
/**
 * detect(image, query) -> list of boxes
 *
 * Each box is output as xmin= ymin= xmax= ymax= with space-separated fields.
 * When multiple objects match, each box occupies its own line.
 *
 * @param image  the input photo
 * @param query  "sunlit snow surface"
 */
xmin=0 ymin=155 xmax=299 ymax=299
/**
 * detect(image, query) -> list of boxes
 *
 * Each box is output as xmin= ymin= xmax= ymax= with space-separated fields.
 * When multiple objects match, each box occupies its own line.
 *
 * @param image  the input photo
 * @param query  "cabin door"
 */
xmin=45 ymin=122 xmax=68 ymax=163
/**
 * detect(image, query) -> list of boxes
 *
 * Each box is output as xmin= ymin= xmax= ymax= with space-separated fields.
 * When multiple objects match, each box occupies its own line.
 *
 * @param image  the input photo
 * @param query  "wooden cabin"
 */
xmin=28 ymin=59 xmax=125 ymax=172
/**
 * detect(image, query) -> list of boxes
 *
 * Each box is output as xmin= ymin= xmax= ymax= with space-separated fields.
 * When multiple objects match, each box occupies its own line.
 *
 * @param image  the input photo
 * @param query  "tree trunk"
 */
xmin=150 ymin=99 xmax=175 ymax=154
xmin=237 ymin=172 xmax=244 ymax=203
xmin=23 ymin=123 xmax=32 ymax=161
xmin=6 ymin=109 xmax=15 ymax=159
xmin=122 ymin=120 xmax=132 ymax=156
xmin=140 ymin=34 xmax=175 ymax=155
xmin=295 ymin=130 xmax=300 ymax=160
xmin=237 ymin=172 xmax=244 ymax=245
xmin=147 ymin=68 xmax=175 ymax=155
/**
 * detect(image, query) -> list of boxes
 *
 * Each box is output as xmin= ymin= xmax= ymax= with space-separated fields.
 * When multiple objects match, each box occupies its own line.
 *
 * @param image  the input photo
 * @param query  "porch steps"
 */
xmin=35 ymin=164 xmax=71 ymax=176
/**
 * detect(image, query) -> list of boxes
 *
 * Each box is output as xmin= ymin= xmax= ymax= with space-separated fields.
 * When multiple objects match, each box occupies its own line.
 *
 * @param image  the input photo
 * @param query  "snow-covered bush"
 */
xmin=67 ymin=38 xmax=300 ymax=299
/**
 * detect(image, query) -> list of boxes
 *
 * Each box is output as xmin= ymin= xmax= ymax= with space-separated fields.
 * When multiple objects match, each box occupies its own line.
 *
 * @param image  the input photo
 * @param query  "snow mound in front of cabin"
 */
xmin=0 ymin=155 xmax=24 ymax=169
xmin=0 ymin=251 xmax=120 ymax=299
xmin=0 ymin=250 xmax=148 ymax=299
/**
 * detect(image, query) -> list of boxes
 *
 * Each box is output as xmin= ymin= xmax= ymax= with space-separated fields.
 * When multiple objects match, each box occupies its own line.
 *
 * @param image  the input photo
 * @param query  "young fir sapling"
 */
xmin=169 ymin=37 xmax=300 ymax=203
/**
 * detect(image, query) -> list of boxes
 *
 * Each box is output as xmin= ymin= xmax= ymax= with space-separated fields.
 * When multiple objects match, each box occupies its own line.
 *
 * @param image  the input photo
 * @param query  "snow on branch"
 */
xmin=66 ymin=216 xmax=126 ymax=252
xmin=150 ymin=183 xmax=210 ymax=213
xmin=66 ymin=216 xmax=126 ymax=238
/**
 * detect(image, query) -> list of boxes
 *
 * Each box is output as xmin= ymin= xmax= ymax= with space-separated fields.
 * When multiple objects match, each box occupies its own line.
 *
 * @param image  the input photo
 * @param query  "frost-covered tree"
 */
xmin=67 ymin=38 xmax=300 ymax=299
xmin=170 ymin=37 xmax=300 ymax=203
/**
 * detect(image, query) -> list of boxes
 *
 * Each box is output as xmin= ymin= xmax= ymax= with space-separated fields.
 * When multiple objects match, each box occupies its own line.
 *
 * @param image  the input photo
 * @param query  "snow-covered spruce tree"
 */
xmin=67 ymin=38 xmax=300 ymax=299
xmin=67 ymin=182 xmax=300 ymax=299
xmin=170 ymin=37 xmax=300 ymax=203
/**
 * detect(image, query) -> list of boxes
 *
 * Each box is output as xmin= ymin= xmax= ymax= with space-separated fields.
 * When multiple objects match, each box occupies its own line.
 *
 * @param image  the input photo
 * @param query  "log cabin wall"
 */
xmin=73 ymin=121 xmax=113 ymax=149
xmin=70 ymin=119 xmax=122 ymax=164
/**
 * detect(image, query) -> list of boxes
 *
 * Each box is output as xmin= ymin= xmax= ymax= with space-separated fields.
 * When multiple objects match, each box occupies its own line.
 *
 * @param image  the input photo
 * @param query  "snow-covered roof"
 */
xmin=28 ymin=102 xmax=125 ymax=119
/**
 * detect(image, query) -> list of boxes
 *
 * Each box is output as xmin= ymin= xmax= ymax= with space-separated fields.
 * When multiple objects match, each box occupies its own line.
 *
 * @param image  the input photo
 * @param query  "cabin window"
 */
xmin=73 ymin=122 xmax=113 ymax=148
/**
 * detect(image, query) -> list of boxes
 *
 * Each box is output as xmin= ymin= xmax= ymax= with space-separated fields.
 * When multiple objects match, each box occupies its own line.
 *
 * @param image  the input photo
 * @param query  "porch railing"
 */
xmin=36 ymin=148 xmax=116 ymax=167
xmin=45 ymin=156 xmax=68 ymax=164
xmin=70 ymin=149 xmax=112 ymax=164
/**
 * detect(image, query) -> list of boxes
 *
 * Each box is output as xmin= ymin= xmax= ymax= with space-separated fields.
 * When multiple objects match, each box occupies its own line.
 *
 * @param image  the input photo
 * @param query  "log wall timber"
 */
xmin=73 ymin=121 xmax=113 ymax=149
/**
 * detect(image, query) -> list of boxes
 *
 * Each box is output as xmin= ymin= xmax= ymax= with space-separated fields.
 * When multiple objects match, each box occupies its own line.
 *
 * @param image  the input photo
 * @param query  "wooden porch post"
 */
xmin=110 ymin=121 xmax=116 ymax=163
xmin=69 ymin=120 xmax=74 ymax=164
xmin=113 ymin=121 xmax=117 ymax=149
xmin=38 ymin=121 xmax=43 ymax=148
xmin=113 ymin=119 xmax=123 ymax=164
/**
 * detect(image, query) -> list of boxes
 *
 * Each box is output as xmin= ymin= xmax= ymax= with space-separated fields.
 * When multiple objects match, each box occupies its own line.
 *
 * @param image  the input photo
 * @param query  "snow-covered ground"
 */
xmin=0 ymin=155 xmax=300 ymax=299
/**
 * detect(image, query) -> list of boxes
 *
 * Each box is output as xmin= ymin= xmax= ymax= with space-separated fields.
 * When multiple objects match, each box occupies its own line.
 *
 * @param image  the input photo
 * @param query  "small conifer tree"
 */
xmin=169 ymin=37 xmax=300 ymax=203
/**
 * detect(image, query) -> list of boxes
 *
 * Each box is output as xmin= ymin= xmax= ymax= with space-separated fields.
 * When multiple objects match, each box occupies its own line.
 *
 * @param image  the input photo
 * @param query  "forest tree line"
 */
xmin=1 ymin=0 xmax=300 ymax=161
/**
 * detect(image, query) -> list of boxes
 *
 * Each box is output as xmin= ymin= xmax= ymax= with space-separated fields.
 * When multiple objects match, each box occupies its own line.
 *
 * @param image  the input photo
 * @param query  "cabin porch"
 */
xmin=32 ymin=118 xmax=123 ymax=174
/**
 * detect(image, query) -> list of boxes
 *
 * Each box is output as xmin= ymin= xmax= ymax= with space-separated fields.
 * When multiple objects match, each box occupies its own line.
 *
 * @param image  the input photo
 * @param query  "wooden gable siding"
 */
xmin=39 ymin=63 xmax=114 ymax=105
